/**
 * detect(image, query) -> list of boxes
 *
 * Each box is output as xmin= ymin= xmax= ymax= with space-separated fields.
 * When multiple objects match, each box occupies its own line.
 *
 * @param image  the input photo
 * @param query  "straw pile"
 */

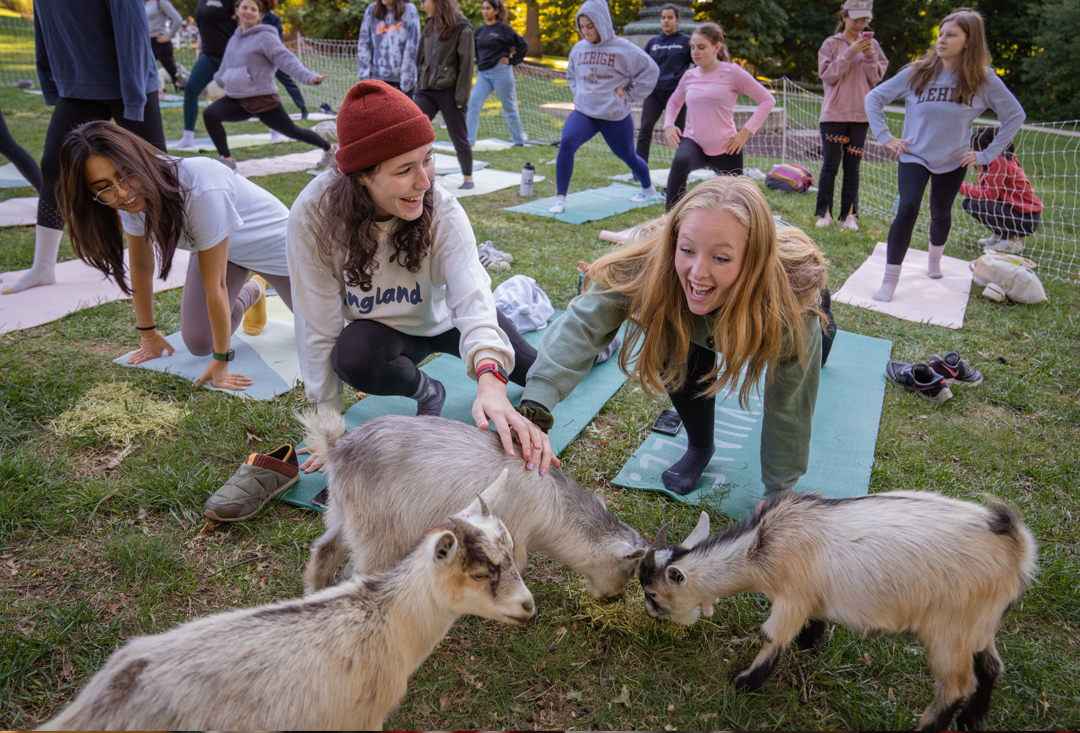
xmin=50 ymin=382 xmax=186 ymax=446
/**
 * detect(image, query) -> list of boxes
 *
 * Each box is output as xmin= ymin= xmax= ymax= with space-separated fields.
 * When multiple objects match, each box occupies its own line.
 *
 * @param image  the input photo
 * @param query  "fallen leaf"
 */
xmin=439 ymin=694 xmax=449 ymax=711
xmin=610 ymin=684 xmax=630 ymax=707
xmin=556 ymin=626 xmax=567 ymax=637
xmin=135 ymin=507 xmax=150 ymax=525
xmin=106 ymin=601 xmax=122 ymax=615
xmin=887 ymin=687 xmax=895 ymax=701
xmin=664 ymin=726 xmax=676 ymax=731
xmin=667 ymin=703 xmax=675 ymax=711
xmin=59 ymin=659 xmax=73 ymax=681
xmin=859 ymin=652 xmax=873 ymax=665
xmin=567 ymin=690 xmax=584 ymax=701
xmin=244 ymin=426 xmax=263 ymax=443
xmin=699 ymin=713 xmax=718 ymax=724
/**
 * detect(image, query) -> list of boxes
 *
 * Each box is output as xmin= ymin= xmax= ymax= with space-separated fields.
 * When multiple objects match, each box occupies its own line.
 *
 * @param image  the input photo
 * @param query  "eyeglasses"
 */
xmin=91 ymin=175 xmax=133 ymax=205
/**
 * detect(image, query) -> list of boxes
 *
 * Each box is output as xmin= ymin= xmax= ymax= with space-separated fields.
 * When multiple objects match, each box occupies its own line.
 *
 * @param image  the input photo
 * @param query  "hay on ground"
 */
xmin=49 ymin=382 xmax=186 ymax=447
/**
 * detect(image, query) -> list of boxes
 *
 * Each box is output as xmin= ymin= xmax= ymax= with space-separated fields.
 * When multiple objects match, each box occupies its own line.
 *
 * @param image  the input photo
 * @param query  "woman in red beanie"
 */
xmin=287 ymin=80 xmax=554 ymax=473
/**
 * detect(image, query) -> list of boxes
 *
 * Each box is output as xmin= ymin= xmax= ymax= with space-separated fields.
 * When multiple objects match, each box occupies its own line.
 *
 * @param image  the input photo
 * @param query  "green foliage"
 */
xmin=533 ymin=0 xmax=642 ymax=58
xmin=1021 ymin=0 xmax=1080 ymax=120
xmin=283 ymin=0 xmax=370 ymax=39
xmin=974 ymin=0 xmax=1038 ymax=93
xmin=696 ymin=0 xmax=788 ymax=71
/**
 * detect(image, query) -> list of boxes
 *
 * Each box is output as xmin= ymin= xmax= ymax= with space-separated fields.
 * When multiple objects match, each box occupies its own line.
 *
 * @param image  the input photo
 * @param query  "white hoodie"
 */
xmin=567 ymin=0 xmax=658 ymax=121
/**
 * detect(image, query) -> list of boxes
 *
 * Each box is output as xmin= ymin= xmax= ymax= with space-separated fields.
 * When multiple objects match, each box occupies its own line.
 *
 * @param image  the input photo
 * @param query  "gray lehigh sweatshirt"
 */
xmin=865 ymin=65 xmax=1025 ymax=174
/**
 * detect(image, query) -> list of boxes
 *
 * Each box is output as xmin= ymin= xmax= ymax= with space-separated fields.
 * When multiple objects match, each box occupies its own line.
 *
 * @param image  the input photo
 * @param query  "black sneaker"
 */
xmin=886 ymin=361 xmax=953 ymax=405
xmin=928 ymin=352 xmax=983 ymax=387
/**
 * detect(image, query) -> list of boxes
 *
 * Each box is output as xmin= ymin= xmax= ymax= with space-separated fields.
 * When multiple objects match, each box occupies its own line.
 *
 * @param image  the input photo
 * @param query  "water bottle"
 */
xmin=519 ymin=162 xmax=535 ymax=197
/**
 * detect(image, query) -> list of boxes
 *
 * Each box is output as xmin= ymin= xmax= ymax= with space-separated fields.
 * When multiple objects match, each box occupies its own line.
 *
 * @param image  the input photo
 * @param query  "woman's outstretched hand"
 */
xmin=195 ymin=358 xmax=253 ymax=391
xmin=472 ymin=373 xmax=560 ymax=475
xmin=125 ymin=332 xmax=175 ymax=364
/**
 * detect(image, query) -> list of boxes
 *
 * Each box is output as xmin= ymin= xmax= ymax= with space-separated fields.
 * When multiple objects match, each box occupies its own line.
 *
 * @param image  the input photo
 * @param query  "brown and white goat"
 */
xmin=638 ymin=491 xmax=1037 ymax=731
xmin=300 ymin=411 xmax=647 ymax=599
xmin=39 ymin=472 xmax=534 ymax=732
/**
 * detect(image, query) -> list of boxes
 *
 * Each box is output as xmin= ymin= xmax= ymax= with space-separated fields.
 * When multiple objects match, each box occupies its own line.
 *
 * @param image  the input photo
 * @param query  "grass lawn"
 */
xmin=1 ymin=82 xmax=1079 ymax=731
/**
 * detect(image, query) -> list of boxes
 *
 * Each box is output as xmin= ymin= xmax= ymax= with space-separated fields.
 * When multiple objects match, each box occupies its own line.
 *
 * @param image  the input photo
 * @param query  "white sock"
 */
xmin=872 ymin=263 xmax=902 ymax=302
xmin=2 ymin=225 xmax=63 ymax=294
xmin=178 ymin=130 xmax=196 ymax=148
xmin=927 ymin=244 xmax=945 ymax=279
xmin=548 ymin=196 xmax=566 ymax=214
xmin=269 ymin=128 xmax=285 ymax=144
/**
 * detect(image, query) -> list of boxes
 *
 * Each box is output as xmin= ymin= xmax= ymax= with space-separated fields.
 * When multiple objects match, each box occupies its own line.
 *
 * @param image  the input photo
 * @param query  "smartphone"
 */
xmin=862 ymin=30 xmax=874 ymax=38
xmin=652 ymin=409 xmax=683 ymax=436
xmin=311 ymin=487 xmax=329 ymax=510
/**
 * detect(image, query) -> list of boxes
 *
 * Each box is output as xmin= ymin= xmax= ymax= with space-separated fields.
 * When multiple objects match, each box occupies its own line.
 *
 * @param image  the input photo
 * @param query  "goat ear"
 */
xmin=666 ymin=565 xmax=686 ymax=585
xmin=681 ymin=511 xmax=711 ymax=549
xmin=594 ymin=488 xmax=607 ymax=510
xmin=433 ymin=530 xmax=459 ymax=564
xmin=624 ymin=546 xmax=646 ymax=561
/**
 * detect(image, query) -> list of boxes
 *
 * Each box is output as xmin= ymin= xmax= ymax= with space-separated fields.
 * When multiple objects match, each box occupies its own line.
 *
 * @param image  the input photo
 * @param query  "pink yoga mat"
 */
xmin=0 ymin=250 xmax=190 ymax=334
xmin=833 ymin=242 xmax=973 ymax=330
xmin=0 ymin=197 xmax=39 ymax=227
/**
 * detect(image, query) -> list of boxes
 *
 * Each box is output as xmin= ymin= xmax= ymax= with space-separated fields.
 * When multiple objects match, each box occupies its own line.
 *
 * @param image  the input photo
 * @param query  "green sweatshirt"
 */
xmin=522 ymin=287 xmax=821 ymax=493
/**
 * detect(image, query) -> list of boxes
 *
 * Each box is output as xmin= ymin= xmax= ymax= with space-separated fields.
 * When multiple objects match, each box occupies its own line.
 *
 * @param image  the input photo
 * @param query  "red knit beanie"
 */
xmin=335 ymin=81 xmax=435 ymax=174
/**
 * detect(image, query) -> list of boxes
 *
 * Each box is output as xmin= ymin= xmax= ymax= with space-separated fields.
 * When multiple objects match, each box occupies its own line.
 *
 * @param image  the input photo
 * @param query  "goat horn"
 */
xmin=449 ymin=515 xmax=474 ymax=537
xmin=649 ymin=522 xmax=672 ymax=550
xmin=475 ymin=491 xmax=491 ymax=518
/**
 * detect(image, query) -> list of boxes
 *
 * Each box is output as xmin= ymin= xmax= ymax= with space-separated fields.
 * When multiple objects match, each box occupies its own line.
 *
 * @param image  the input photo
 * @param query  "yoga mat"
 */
xmin=0 ymin=250 xmax=190 ymax=334
xmin=612 ymin=330 xmax=893 ymax=521
xmin=0 ymin=162 xmax=33 ymax=188
xmin=0 ymin=196 xmax=37 ymax=227
xmin=113 ymin=318 xmax=298 ymax=400
xmin=433 ymin=152 xmax=488 ymax=175
xmin=435 ymin=168 xmax=544 ymax=198
xmin=159 ymin=100 xmax=206 ymax=108
xmin=166 ymin=133 xmax=279 ymax=152
xmin=609 ymin=168 xmax=715 ymax=189
xmin=434 ymin=138 xmax=511 ymax=152
xmin=236 ymin=149 xmax=324 ymax=177
xmin=502 ymin=183 xmax=662 ymax=225
xmin=833 ymin=242 xmax=973 ymax=330
xmin=280 ymin=312 xmax=630 ymax=511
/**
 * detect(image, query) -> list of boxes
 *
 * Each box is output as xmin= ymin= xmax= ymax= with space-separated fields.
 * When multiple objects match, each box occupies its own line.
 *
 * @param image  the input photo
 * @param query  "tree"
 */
xmin=282 ymin=0 xmax=368 ymax=39
xmin=696 ymin=0 xmax=788 ymax=71
xmin=973 ymin=0 xmax=1038 ymax=93
xmin=1021 ymin=0 xmax=1080 ymax=120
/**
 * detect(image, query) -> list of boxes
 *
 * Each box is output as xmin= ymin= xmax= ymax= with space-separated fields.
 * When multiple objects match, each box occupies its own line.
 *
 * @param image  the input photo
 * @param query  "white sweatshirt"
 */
xmin=287 ymin=174 xmax=514 ymax=412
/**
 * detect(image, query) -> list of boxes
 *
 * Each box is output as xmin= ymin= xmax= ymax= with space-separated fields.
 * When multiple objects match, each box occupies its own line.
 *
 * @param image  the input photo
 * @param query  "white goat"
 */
xmin=638 ymin=491 xmax=1037 ymax=732
xmin=300 ymin=412 xmax=647 ymax=599
xmin=39 ymin=473 xmax=534 ymax=732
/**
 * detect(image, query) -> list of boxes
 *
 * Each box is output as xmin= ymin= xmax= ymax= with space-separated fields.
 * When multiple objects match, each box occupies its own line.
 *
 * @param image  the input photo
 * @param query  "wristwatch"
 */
xmin=212 ymin=349 xmax=235 ymax=362
xmin=476 ymin=362 xmax=508 ymax=384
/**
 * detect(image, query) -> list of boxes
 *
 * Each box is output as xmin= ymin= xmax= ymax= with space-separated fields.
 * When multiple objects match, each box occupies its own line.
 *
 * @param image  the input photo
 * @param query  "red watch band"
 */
xmin=476 ymin=362 xmax=508 ymax=384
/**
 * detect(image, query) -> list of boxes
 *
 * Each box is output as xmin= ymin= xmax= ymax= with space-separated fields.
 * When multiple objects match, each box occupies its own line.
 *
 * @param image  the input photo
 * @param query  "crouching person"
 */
xmin=518 ymin=176 xmax=831 ymax=498
xmin=287 ymin=80 xmax=552 ymax=472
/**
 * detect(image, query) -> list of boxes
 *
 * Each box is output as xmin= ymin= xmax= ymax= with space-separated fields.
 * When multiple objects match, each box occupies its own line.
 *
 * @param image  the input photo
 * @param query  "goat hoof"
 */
xmin=732 ymin=668 xmax=764 ymax=692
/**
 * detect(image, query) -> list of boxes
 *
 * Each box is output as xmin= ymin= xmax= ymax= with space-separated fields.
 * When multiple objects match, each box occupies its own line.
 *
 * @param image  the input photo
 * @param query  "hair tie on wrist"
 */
xmin=136 ymin=324 xmax=156 ymax=331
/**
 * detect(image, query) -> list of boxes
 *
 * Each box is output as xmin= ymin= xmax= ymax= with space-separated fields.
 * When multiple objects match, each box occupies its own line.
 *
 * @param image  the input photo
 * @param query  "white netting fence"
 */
xmin=1 ymin=12 xmax=1076 ymax=281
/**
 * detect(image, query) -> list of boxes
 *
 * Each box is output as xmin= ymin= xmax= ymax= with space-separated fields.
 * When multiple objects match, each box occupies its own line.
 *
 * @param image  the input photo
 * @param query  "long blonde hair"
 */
xmin=585 ymin=176 xmax=828 ymax=408
xmin=907 ymin=8 xmax=990 ymax=106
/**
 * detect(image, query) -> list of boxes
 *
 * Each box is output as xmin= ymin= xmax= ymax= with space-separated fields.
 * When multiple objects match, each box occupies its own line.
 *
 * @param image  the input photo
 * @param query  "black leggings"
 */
xmin=962 ymin=197 xmax=1041 ymax=239
xmin=330 ymin=310 xmax=536 ymax=397
xmin=815 ymin=121 xmax=868 ymax=219
xmin=886 ymin=162 xmax=968 ymax=266
xmin=203 ymin=96 xmax=330 ymax=158
xmin=635 ymin=87 xmax=686 ymax=164
xmin=666 ymin=136 xmax=743 ymax=211
xmin=151 ymin=37 xmax=179 ymax=89
xmin=0 ymin=108 xmax=42 ymax=192
xmin=414 ymin=87 xmax=472 ymax=177
xmin=38 ymin=96 xmax=165 ymax=230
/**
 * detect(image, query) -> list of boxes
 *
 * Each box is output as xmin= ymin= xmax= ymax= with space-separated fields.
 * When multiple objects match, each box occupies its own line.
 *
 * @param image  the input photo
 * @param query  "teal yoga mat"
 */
xmin=612 ymin=330 xmax=893 ymax=520
xmin=502 ymin=183 xmax=662 ymax=225
xmin=280 ymin=312 xmax=629 ymax=511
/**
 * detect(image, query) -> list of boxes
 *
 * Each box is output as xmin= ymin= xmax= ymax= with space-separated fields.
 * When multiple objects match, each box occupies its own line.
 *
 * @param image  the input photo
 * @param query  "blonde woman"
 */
xmin=519 ymin=176 xmax=831 ymax=497
xmin=865 ymin=7 xmax=1024 ymax=302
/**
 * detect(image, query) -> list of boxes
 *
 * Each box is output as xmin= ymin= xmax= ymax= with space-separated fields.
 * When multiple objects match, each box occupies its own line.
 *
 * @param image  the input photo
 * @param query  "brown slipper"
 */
xmin=204 ymin=444 xmax=299 ymax=522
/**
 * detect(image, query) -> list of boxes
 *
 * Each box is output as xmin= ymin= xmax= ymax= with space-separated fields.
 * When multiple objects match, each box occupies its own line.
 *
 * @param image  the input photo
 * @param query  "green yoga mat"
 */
xmin=502 ymin=183 xmax=662 ymax=225
xmin=281 ymin=312 xmax=629 ymax=510
xmin=612 ymin=330 xmax=893 ymax=520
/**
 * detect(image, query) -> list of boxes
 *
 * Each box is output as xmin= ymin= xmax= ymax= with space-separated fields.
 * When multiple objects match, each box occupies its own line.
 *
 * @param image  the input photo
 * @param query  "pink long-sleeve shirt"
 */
xmin=818 ymin=33 xmax=888 ymax=123
xmin=664 ymin=62 xmax=776 ymax=156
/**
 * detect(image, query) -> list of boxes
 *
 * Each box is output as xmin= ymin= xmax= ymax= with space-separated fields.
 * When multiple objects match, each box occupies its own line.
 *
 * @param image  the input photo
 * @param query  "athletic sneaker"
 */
xmin=594 ymin=337 xmax=622 ymax=365
xmin=548 ymin=198 xmax=566 ymax=214
xmin=815 ymin=213 xmax=832 ymax=228
xmin=984 ymin=237 xmax=1024 ymax=255
xmin=478 ymin=240 xmax=513 ymax=264
xmin=840 ymin=213 xmax=859 ymax=231
xmin=978 ymin=232 xmax=1001 ymax=248
xmin=477 ymin=241 xmax=510 ymax=272
xmin=885 ymin=360 xmax=954 ymax=405
xmin=269 ymin=128 xmax=286 ymax=144
xmin=630 ymin=185 xmax=657 ymax=203
xmin=315 ymin=144 xmax=338 ymax=171
xmin=928 ymin=352 xmax=983 ymax=387
xmin=218 ymin=156 xmax=237 ymax=172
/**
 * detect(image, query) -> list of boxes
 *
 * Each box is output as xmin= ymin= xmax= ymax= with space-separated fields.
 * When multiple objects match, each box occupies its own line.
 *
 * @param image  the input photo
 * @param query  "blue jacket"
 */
xmin=34 ymin=0 xmax=158 ymax=121
xmin=645 ymin=30 xmax=692 ymax=92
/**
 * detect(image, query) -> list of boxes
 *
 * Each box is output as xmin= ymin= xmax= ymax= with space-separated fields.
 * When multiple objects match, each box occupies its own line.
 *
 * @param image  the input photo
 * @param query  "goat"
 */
xmin=299 ymin=412 xmax=647 ymax=599
xmin=638 ymin=491 xmax=1037 ymax=731
xmin=39 ymin=472 xmax=534 ymax=731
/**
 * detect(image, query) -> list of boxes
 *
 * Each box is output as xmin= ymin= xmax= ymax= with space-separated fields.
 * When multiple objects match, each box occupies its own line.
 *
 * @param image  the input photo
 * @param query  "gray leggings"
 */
xmin=179 ymin=255 xmax=293 ymax=356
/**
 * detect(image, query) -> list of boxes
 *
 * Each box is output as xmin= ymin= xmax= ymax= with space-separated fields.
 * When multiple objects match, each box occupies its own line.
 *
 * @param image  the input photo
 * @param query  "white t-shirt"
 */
xmin=120 ymin=157 xmax=290 ymax=276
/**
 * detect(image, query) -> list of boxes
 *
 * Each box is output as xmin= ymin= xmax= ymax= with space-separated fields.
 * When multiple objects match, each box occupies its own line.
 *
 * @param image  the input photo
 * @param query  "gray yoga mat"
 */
xmin=281 ymin=311 xmax=629 ymax=511
xmin=612 ymin=330 xmax=893 ymax=520
xmin=502 ymin=183 xmax=662 ymax=225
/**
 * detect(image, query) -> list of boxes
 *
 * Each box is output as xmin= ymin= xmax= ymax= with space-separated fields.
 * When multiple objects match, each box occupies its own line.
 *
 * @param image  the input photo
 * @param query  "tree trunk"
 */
xmin=525 ymin=0 xmax=542 ymax=57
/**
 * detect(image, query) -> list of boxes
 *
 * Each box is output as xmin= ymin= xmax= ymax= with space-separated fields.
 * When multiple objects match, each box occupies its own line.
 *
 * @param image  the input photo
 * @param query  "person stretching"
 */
xmin=263 ymin=3 xmax=309 ymax=122
xmin=204 ymin=0 xmax=333 ymax=171
xmin=635 ymin=3 xmax=691 ymax=166
xmin=961 ymin=127 xmax=1042 ymax=255
xmin=865 ymin=7 xmax=1024 ymax=302
xmin=177 ymin=0 xmax=236 ymax=150
xmin=287 ymin=81 xmax=552 ymax=473
xmin=57 ymin=121 xmax=303 ymax=393
xmin=518 ymin=176 xmax=830 ymax=495
xmin=549 ymin=0 xmax=659 ymax=214
xmin=663 ymin=22 xmax=775 ymax=211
